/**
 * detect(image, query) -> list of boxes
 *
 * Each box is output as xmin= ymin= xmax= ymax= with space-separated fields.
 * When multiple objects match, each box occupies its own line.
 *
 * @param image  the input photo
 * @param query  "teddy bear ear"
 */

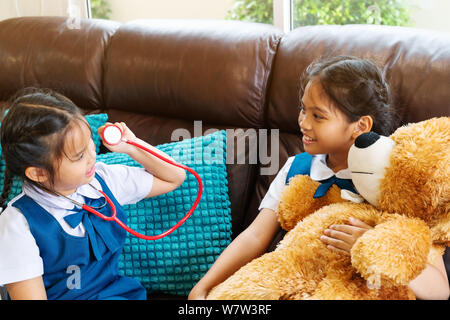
xmin=354 ymin=131 xmax=380 ymax=148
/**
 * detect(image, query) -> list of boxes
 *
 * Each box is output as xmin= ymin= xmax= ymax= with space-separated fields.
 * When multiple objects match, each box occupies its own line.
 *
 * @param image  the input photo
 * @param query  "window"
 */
xmin=290 ymin=0 xmax=412 ymax=29
xmin=0 ymin=0 xmax=90 ymax=20
xmin=229 ymin=0 xmax=450 ymax=34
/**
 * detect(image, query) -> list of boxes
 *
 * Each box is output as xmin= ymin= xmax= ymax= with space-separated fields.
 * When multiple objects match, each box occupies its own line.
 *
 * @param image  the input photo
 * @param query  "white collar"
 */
xmin=23 ymin=178 xmax=103 ymax=211
xmin=309 ymin=154 xmax=352 ymax=181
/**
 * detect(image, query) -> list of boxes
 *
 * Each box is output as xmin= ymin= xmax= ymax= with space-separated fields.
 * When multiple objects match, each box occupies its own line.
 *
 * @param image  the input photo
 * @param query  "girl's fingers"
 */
xmin=329 ymin=224 xmax=356 ymax=235
xmin=113 ymin=122 xmax=124 ymax=132
xmin=114 ymin=122 xmax=136 ymax=141
xmin=320 ymin=235 xmax=351 ymax=252
xmin=321 ymin=218 xmax=374 ymax=254
xmin=328 ymin=219 xmax=373 ymax=238
xmin=348 ymin=217 xmax=373 ymax=229
xmin=328 ymin=224 xmax=367 ymax=241
xmin=97 ymin=122 xmax=113 ymax=135
xmin=323 ymin=228 xmax=353 ymax=244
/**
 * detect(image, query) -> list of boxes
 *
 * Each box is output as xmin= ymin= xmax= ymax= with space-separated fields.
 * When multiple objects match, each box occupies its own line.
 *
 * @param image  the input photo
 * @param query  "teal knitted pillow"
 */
xmin=97 ymin=130 xmax=232 ymax=296
xmin=0 ymin=113 xmax=108 ymax=202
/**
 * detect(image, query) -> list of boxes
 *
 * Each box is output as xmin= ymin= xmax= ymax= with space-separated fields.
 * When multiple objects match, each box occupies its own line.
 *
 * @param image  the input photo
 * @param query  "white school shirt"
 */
xmin=0 ymin=161 xmax=154 ymax=286
xmin=258 ymin=154 xmax=355 ymax=212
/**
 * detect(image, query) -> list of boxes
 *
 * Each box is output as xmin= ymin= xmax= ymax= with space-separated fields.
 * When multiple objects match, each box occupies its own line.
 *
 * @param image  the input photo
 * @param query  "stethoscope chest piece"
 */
xmin=102 ymin=124 xmax=123 ymax=145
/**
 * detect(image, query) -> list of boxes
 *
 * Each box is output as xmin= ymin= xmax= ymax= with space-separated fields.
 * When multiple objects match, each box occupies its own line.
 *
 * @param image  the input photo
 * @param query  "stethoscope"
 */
xmin=54 ymin=124 xmax=203 ymax=240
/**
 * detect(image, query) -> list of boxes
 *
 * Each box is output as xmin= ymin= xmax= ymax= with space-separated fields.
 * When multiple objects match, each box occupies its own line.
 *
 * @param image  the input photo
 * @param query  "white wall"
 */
xmin=407 ymin=0 xmax=450 ymax=34
xmin=0 ymin=0 xmax=89 ymax=21
xmin=108 ymin=0 xmax=235 ymax=22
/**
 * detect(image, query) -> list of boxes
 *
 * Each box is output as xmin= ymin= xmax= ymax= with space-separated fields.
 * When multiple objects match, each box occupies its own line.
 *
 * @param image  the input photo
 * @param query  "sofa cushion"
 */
xmin=0 ymin=17 xmax=120 ymax=109
xmin=96 ymin=130 xmax=232 ymax=296
xmin=103 ymin=20 xmax=282 ymax=128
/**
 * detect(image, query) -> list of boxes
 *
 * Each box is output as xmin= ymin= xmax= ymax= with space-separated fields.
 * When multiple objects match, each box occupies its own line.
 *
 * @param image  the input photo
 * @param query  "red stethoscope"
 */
xmin=58 ymin=124 xmax=203 ymax=240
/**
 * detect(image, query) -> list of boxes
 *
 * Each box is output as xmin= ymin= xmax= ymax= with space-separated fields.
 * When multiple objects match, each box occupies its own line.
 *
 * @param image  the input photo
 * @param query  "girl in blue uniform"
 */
xmin=0 ymin=88 xmax=186 ymax=299
xmin=190 ymin=56 xmax=450 ymax=300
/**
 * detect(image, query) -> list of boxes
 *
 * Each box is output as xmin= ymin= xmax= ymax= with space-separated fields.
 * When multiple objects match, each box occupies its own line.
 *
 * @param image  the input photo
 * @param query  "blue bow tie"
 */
xmin=63 ymin=196 xmax=120 ymax=261
xmin=64 ymin=206 xmax=85 ymax=229
xmin=313 ymin=175 xmax=357 ymax=198
xmin=64 ymin=197 xmax=106 ymax=228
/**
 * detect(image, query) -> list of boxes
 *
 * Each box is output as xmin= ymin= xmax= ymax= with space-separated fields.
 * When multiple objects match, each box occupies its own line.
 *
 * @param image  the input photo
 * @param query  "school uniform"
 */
xmin=0 ymin=162 xmax=154 ymax=300
xmin=259 ymin=153 xmax=361 ymax=212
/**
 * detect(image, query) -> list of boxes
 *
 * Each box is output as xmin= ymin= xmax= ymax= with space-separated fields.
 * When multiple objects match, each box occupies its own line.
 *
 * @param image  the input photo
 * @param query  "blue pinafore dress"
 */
xmin=285 ymin=152 xmax=358 ymax=197
xmin=12 ymin=173 xmax=146 ymax=300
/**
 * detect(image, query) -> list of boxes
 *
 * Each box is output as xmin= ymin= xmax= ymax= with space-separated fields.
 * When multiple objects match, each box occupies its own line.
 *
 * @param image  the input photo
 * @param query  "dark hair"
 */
xmin=299 ymin=55 xmax=399 ymax=136
xmin=0 ymin=88 xmax=88 ymax=208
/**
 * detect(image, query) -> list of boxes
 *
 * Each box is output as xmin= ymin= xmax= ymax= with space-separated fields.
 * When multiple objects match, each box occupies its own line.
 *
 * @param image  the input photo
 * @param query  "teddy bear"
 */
xmin=206 ymin=117 xmax=449 ymax=300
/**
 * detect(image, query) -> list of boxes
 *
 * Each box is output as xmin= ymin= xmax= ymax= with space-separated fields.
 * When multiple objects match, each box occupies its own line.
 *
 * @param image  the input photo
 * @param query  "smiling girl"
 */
xmin=189 ymin=56 xmax=449 ymax=300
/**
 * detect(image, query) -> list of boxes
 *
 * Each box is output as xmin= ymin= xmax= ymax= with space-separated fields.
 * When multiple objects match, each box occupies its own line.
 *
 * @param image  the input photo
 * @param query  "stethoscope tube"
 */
xmin=80 ymin=124 xmax=203 ymax=240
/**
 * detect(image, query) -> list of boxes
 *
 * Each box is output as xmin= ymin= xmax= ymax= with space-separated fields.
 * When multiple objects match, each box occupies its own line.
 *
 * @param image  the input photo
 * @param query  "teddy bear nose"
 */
xmin=355 ymin=132 xmax=380 ymax=148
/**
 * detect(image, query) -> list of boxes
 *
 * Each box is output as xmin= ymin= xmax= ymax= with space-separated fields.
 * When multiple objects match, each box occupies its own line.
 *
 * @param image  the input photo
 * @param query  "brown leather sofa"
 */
xmin=0 ymin=17 xmax=448 ymax=299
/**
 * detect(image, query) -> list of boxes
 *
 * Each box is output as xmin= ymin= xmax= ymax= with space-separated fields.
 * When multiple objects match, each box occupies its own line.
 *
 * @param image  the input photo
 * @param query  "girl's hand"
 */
xmin=320 ymin=217 xmax=373 ymax=255
xmin=98 ymin=122 xmax=137 ymax=154
xmin=188 ymin=286 xmax=208 ymax=300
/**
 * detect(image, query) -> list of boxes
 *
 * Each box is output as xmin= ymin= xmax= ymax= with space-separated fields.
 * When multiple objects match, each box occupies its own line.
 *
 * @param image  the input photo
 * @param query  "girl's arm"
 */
xmin=408 ymin=257 xmax=450 ymax=300
xmin=188 ymin=208 xmax=280 ymax=300
xmin=98 ymin=122 xmax=186 ymax=197
xmin=5 ymin=276 xmax=47 ymax=300
xmin=126 ymin=136 xmax=186 ymax=198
